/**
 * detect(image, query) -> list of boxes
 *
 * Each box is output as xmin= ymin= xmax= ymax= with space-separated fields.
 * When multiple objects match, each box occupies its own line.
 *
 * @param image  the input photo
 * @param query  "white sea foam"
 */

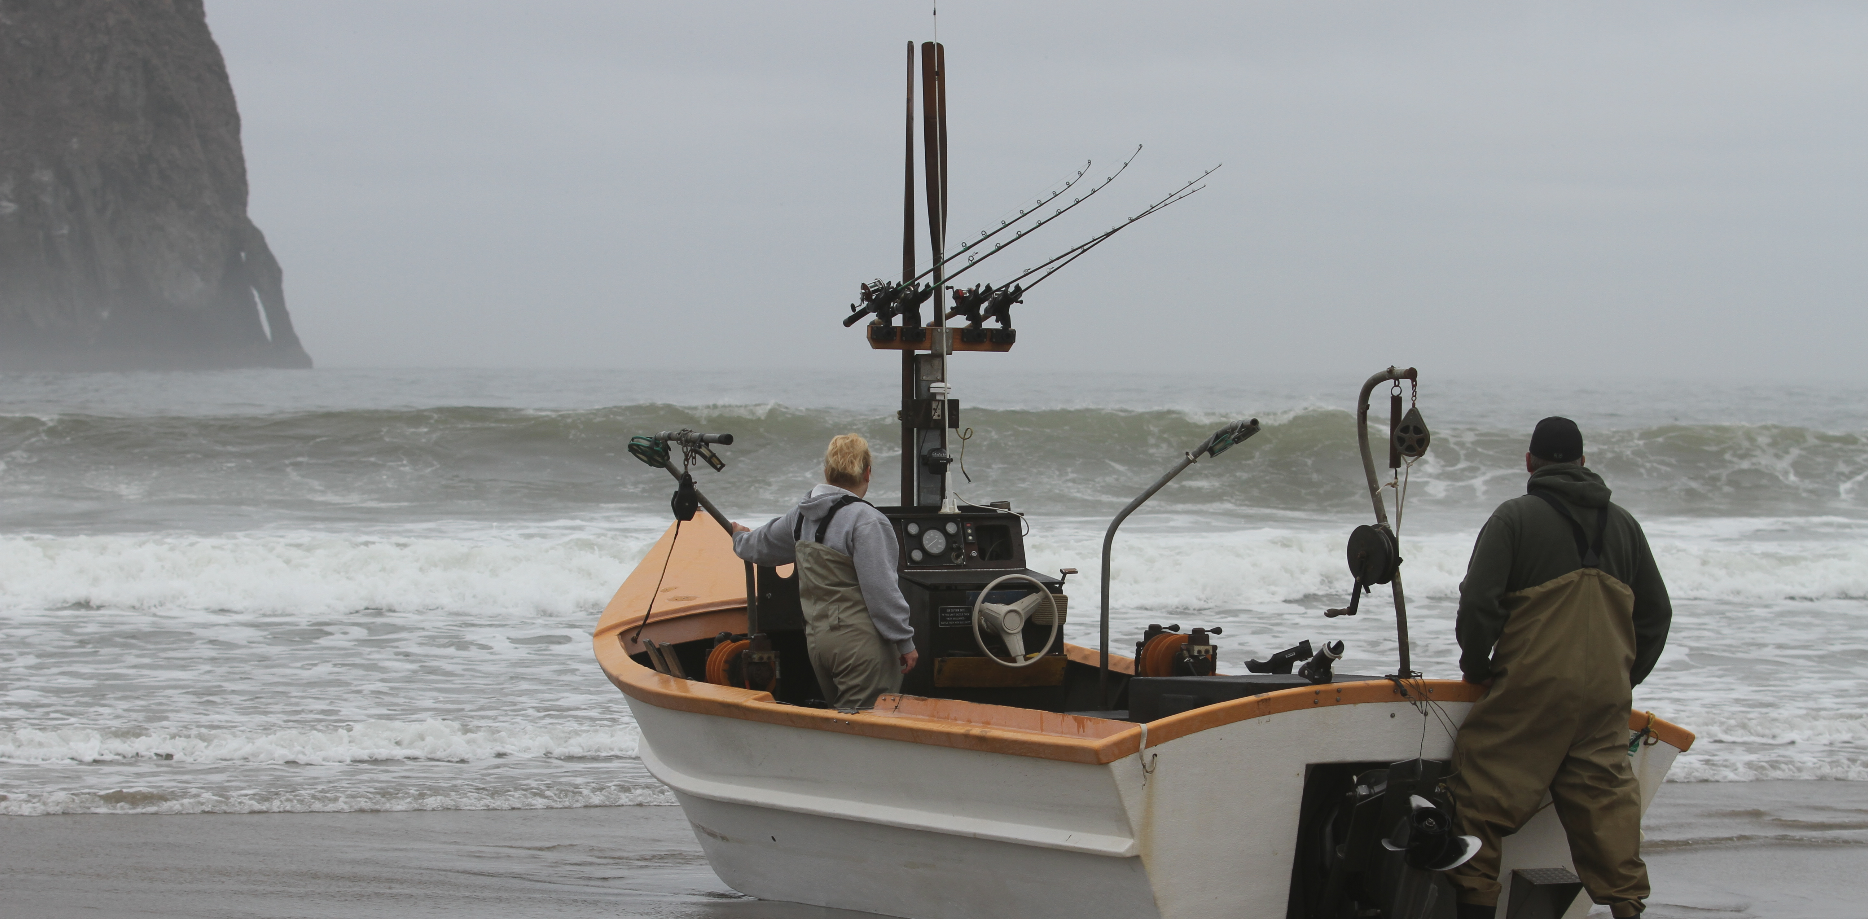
xmin=1032 ymin=519 xmax=1868 ymax=610
xmin=0 ymin=531 xmax=654 ymax=616
xmin=0 ymin=719 xmax=640 ymax=766
xmin=1664 ymin=706 xmax=1868 ymax=782
xmin=0 ymin=781 xmax=675 ymax=816
xmin=1 ymin=517 xmax=1863 ymax=625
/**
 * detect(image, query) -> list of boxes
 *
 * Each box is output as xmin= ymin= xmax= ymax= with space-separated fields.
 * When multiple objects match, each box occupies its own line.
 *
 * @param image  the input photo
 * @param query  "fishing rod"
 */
xmin=845 ymin=166 xmax=1097 ymax=329
xmin=935 ymin=154 xmax=1198 ymax=297
xmin=1015 ymin=166 xmax=1216 ymax=291
xmin=929 ymin=146 xmax=1140 ymax=285
xmin=844 ymin=147 xmax=1142 ymax=328
xmin=954 ymin=161 xmax=1090 ymax=266
xmin=945 ymin=165 xmax=1219 ymax=328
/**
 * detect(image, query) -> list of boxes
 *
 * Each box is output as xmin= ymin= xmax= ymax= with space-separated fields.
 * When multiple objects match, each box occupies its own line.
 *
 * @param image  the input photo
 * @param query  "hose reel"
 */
xmin=704 ymin=632 xmax=778 ymax=693
xmin=1325 ymin=524 xmax=1398 ymax=619
xmin=1135 ymin=624 xmax=1223 ymax=678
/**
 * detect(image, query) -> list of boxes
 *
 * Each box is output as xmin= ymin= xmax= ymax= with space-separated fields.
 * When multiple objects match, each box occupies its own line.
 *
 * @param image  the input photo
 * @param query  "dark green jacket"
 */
xmin=1456 ymin=464 xmax=1671 ymax=686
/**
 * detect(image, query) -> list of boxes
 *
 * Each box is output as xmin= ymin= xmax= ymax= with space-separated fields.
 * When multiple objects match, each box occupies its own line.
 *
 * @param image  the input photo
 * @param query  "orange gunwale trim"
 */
xmin=594 ymin=635 xmax=1695 ymax=764
xmin=593 ymin=521 xmax=1694 ymax=761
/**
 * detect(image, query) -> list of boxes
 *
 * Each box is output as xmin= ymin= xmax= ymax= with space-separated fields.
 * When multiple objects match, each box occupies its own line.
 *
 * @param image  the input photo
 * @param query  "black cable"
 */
xmin=633 ymin=519 xmax=682 ymax=643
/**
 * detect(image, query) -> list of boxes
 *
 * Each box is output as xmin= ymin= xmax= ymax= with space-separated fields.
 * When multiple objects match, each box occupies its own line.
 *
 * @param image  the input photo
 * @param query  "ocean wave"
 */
xmin=2 ymin=406 xmax=1863 ymax=528
xmin=0 ymin=532 xmax=651 ymax=616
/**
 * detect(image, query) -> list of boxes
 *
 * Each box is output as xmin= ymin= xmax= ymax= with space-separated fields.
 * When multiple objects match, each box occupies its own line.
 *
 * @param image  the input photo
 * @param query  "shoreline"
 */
xmin=1 ymin=781 xmax=1863 ymax=918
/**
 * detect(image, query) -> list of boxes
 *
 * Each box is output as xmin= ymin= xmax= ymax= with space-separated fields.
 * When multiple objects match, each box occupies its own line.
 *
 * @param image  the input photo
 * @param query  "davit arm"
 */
xmin=1353 ymin=367 xmax=1418 ymax=678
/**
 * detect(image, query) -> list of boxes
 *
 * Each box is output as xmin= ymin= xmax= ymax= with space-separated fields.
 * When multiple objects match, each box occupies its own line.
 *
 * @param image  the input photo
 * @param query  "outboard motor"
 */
xmin=1297 ymin=758 xmax=1479 ymax=919
xmin=1383 ymin=795 xmax=1480 ymax=872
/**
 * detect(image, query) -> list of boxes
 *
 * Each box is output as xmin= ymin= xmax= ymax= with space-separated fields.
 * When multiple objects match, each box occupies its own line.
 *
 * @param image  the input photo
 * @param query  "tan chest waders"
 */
xmin=793 ymin=496 xmax=902 ymax=711
xmin=1447 ymin=489 xmax=1650 ymax=917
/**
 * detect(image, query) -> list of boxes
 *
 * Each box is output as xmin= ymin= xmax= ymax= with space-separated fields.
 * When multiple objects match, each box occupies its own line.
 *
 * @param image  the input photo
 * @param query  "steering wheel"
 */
xmin=971 ymin=573 xmax=1061 ymax=668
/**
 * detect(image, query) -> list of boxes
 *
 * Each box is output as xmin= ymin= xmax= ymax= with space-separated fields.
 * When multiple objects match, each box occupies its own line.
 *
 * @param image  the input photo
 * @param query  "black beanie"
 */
xmin=1529 ymin=416 xmax=1584 ymax=463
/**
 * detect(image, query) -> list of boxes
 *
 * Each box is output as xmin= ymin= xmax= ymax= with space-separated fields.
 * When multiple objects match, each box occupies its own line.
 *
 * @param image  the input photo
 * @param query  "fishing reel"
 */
xmin=942 ymin=282 xmax=1023 ymax=344
xmin=979 ymin=284 xmax=1022 ymax=330
xmin=845 ymin=279 xmax=934 ymax=329
xmin=947 ymin=282 xmax=992 ymax=327
xmin=1135 ymin=624 xmax=1223 ymax=678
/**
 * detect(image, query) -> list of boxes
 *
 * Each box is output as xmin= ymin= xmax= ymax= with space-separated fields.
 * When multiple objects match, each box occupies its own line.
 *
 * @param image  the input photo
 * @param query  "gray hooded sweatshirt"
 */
xmin=731 ymin=484 xmax=915 ymax=655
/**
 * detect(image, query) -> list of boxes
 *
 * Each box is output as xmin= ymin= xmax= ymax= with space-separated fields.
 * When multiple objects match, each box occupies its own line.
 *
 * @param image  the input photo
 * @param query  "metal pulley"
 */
xmin=1393 ymin=405 xmax=1431 ymax=459
xmin=671 ymin=473 xmax=700 ymax=521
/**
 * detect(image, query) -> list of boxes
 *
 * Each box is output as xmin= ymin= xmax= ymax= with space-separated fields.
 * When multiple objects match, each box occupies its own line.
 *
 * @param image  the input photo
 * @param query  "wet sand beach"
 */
xmin=2 ymin=781 xmax=1862 ymax=919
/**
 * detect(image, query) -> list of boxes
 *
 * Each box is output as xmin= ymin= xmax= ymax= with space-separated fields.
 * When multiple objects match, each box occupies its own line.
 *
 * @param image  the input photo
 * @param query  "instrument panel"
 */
xmin=885 ymin=507 xmax=1023 ymax=571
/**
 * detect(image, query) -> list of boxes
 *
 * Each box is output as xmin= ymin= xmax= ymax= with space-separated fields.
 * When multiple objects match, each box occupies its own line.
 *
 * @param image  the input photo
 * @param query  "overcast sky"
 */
xmin=208 ymin=2 xmax=1867 ymax=379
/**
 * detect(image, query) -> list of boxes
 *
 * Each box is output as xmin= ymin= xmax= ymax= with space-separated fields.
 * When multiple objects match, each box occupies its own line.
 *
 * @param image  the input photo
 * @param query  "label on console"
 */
xmin=937 ymin=606 xmax=973 ymax=628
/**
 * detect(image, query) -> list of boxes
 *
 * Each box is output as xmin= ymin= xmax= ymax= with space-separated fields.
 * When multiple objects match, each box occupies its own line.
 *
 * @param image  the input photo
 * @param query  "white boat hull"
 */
xmin=627 ymin=690 xmax=1683 ymax=919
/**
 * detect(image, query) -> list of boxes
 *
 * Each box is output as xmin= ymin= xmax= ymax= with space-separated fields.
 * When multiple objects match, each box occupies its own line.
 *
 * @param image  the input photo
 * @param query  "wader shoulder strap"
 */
xmin=792 ymin=495 xmax=870 ymax=545
xmin=1528 ymin=488 xmax=1609 ymax=569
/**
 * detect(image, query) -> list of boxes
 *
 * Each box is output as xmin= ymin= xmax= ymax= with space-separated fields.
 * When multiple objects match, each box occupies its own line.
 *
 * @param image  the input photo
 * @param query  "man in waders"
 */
xmin=729 ymin=434 xmax=917 ymax=710
xmin=1448 ymin=417 xmax=1672 ymax=919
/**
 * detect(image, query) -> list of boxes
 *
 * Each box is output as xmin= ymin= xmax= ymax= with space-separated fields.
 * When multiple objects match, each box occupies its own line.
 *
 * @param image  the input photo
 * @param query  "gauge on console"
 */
xmin=920 ymin=528 xmax=948 ymax=555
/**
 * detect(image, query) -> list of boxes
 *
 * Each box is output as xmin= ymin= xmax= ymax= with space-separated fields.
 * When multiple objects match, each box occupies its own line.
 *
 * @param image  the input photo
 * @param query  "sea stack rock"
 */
xmin=0 ymin=0 xmax=311 ymax=370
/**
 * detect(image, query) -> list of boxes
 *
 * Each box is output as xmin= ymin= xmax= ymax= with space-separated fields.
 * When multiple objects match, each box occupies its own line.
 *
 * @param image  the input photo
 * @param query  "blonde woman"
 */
xmin=730 ymin=434 xmax=916 ymax=709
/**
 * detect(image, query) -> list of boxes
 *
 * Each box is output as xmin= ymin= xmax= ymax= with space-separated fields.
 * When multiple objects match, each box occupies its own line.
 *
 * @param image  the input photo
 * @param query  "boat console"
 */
xmin=749 ymin=502 xmax=1081 ymax=710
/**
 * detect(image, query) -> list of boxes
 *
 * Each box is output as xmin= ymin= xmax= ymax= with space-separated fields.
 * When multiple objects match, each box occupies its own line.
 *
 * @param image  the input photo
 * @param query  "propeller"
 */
xmin=1381 ymin=795 xmax=1482 ymax=872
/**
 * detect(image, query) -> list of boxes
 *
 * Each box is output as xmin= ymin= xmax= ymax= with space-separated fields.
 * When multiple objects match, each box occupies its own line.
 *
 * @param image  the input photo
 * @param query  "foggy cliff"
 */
xmin=0 ymin=0 xmax=311 ymax=370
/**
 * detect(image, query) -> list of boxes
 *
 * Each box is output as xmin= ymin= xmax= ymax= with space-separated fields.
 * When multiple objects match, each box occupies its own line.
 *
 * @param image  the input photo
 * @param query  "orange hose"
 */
xmin=1136 ymin=633 xmax=1189 ymax=678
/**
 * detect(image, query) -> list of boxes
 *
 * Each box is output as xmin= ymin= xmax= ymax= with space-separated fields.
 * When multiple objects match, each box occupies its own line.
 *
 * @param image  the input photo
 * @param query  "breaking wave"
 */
xmin=2 ymin=406 xmax=1863 ymax=531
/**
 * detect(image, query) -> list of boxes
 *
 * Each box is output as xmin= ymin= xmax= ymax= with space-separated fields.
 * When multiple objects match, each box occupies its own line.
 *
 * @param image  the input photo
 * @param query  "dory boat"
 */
xmin=593 ymin=39 xmax=1693 ymax=919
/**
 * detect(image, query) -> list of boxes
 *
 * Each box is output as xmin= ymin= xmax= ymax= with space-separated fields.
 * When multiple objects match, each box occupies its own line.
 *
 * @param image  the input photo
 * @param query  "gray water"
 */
xmin=1 ymin=368 xmax=1864 ymax=816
